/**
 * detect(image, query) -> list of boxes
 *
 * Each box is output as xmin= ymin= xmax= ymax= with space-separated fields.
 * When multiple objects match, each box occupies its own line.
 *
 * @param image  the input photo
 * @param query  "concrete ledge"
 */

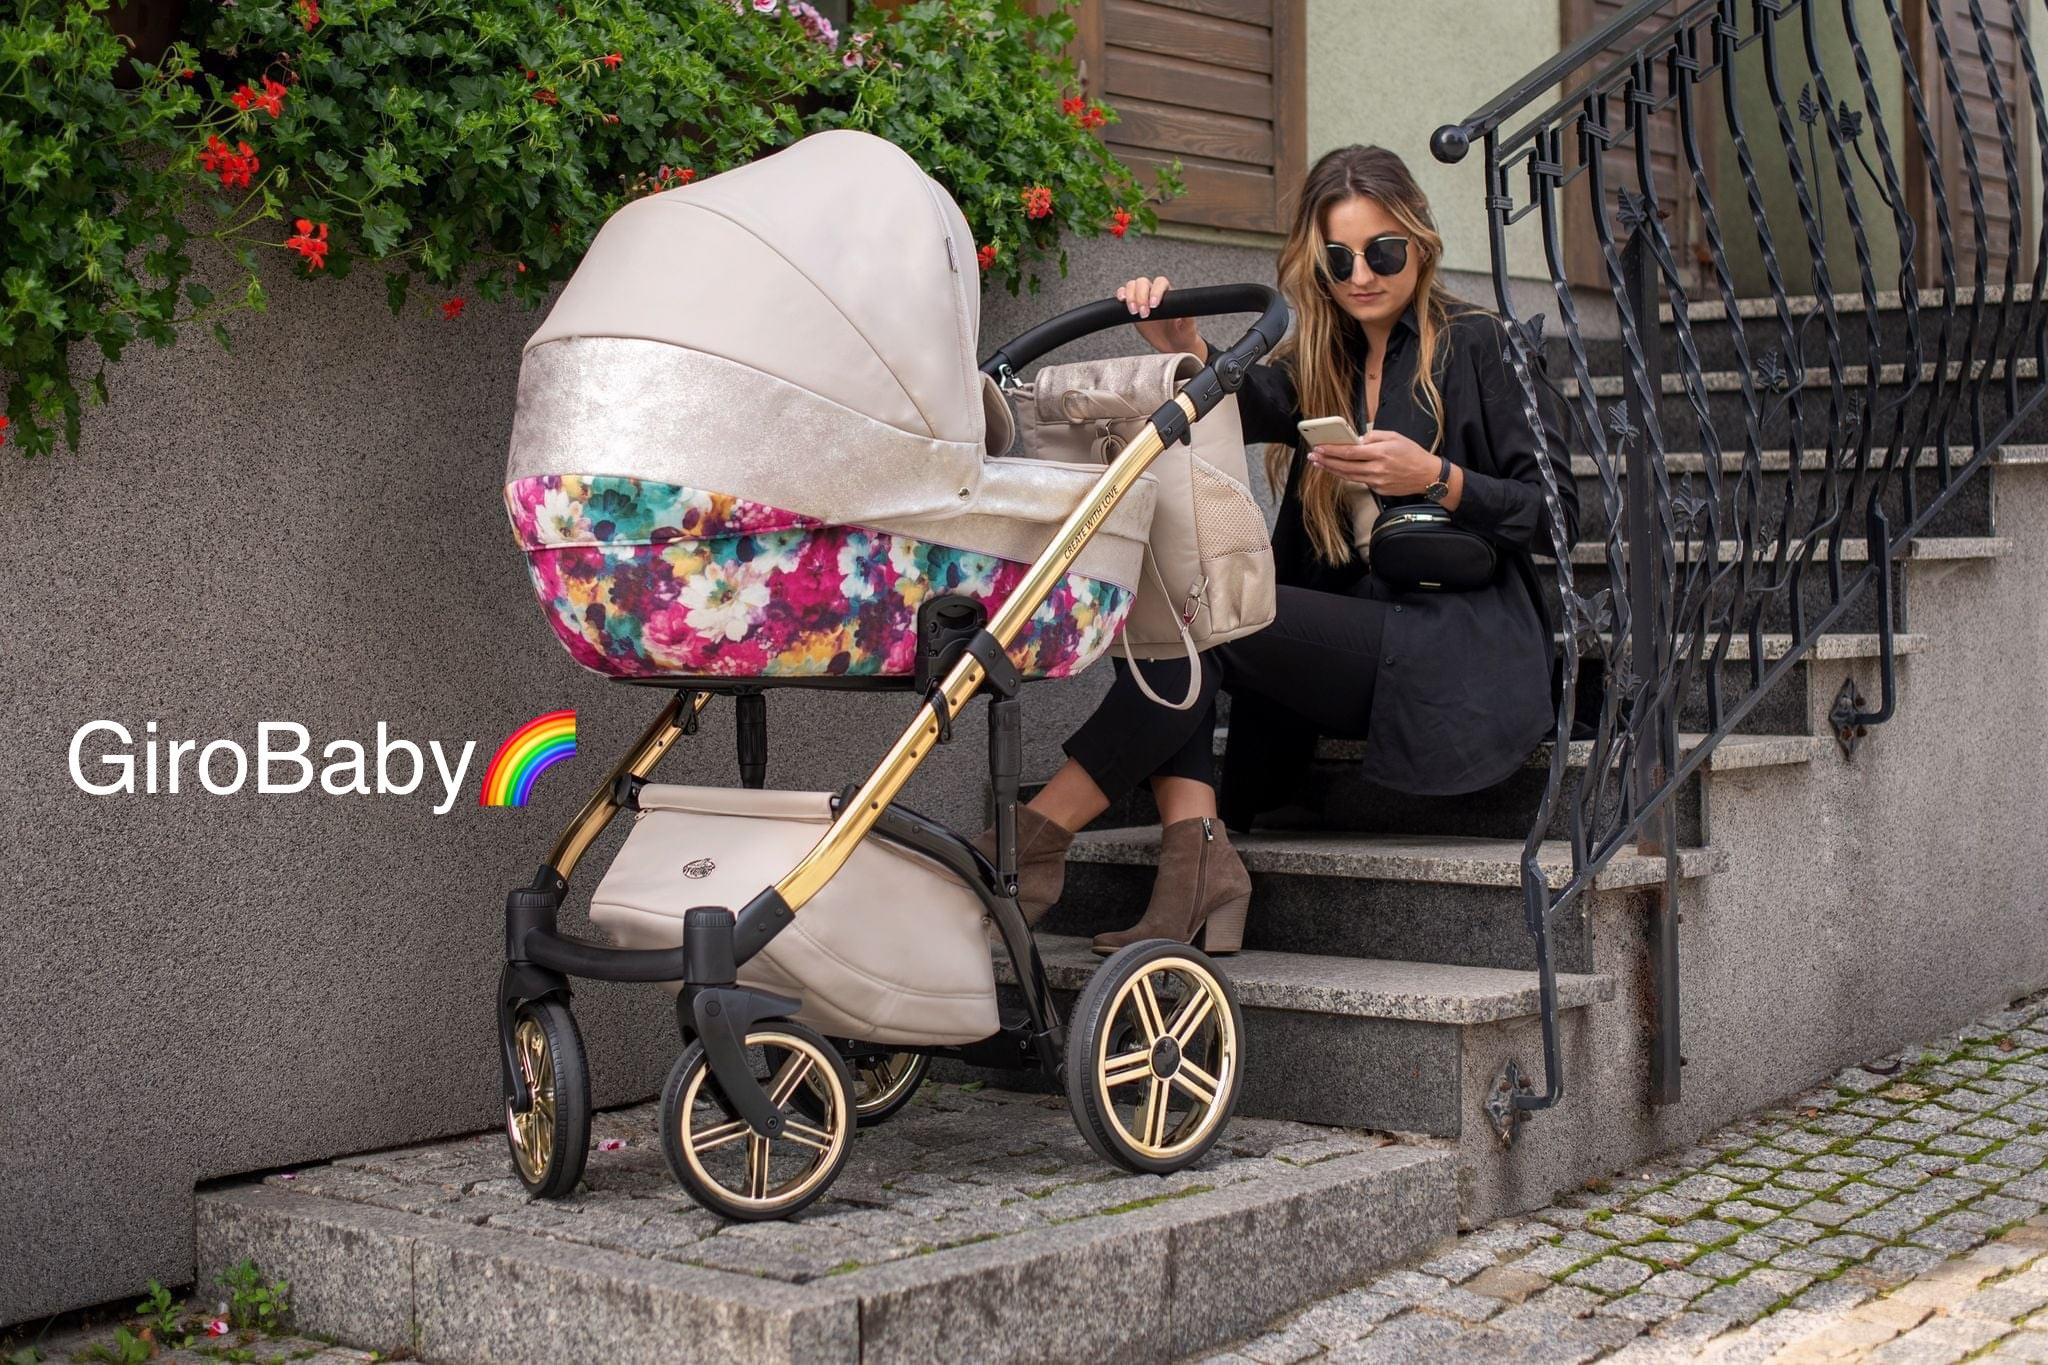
xmin=1561 ymin=356 xmax=2041 ymax=398
xmin=193 ymin=1091 xmax=1459 ymax=1364
xmin=1661 ymin=282 xmax=2038 ymax=321
xmin=1067 ymin=827 xmax=1725 ymax=891
xmin=1007 ymin=935 xmax=1614 ymax=1025
xmin=1572 ymin=443 xmax=2048 ymax=475
xmin=1558 ymin=535 xmax=2009 ymax=564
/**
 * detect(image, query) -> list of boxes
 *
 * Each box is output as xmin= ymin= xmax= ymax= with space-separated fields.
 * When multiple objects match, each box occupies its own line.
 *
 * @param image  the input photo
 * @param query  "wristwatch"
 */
xmin=1423 ymin=455 xmax=1453 ymax=504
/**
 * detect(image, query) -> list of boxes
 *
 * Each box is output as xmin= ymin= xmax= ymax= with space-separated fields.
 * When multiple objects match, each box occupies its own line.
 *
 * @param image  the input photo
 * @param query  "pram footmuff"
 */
xmin=494 ymin=129 xmax=1291 ymax=1220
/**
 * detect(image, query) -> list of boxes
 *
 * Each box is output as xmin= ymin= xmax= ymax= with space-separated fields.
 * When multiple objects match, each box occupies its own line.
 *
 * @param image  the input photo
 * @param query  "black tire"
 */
xmin=659 ymin=1021 xmax=855 ymax=1221
xmin=502 ymin=998 xmax=591 ymax=1199
xmin=1065 ymin=939 xmax=1246 ymax=1175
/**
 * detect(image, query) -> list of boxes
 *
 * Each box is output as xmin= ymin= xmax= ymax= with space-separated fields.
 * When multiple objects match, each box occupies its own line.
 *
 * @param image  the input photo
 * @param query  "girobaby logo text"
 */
xmin=65 ymin=712 xmax=576 ymax=815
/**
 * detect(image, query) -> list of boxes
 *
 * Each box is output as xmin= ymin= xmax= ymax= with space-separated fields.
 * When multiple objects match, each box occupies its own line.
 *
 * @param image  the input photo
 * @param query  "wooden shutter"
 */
xmin=1071 ymin=0 xmax=1306 ymax=234
xmin=1560 ymin=0 xmax=1715 ymax=293
xmin=1908 ymin=0 xmax=2036 ymax=284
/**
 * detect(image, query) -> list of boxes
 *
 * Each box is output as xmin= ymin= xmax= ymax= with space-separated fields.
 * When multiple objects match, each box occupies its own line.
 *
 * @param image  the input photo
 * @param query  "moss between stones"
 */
xmin=1100 ymin=1185 xmax=1213 ymax=1217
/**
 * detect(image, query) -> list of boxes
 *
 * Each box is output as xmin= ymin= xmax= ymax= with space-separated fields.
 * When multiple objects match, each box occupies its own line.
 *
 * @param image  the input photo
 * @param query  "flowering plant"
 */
xmin=0 ymin=0 xmax=1173 ymax=456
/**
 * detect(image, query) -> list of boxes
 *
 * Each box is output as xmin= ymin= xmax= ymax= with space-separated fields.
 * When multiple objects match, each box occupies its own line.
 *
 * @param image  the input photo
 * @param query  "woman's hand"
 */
xmin=1115 ymin=276 xmax=1207 ymax=361
xmin=1309 ymin=429 xmax=1454 ymax=500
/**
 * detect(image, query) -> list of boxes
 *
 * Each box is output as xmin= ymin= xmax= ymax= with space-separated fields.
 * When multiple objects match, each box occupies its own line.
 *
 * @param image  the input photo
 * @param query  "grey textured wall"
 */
xmin=0 ymin=228 xmax=1278 ymax=1323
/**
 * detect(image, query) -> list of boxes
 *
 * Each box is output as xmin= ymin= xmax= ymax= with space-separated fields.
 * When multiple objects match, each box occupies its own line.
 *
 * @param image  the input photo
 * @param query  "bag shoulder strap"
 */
xmin=1114 ymin=547 xmax=1203 ymax=710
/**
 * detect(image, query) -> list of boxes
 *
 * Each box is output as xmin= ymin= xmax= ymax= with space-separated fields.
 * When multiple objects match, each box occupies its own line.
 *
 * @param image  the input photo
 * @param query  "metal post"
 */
xmin=1624 ymin=220 xmax=1684 ymax=1106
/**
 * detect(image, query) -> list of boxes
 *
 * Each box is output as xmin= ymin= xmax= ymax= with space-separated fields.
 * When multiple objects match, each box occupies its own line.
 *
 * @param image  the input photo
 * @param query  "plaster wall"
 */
xmin=1305 ymin=0 xmax=1563 ymax=283
xmin=1457 ymin=465 xmax=2048 ymax=1222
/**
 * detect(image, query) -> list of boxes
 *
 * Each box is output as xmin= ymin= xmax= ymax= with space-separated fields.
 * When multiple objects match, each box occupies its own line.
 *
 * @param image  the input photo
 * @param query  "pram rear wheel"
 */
xmin=1065 ymin=941 xmax=1244 ymax=1175
xmin=801 ymin=1049 xmax=928 ymax=1127
xmin=503 ymin=999 xmax=592 ymax=1199
xmin=660 ymin=1021 xmax=854 ymax=1220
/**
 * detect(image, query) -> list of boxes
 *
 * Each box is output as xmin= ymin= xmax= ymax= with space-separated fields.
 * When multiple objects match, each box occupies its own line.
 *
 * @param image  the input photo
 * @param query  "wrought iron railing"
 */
xmin=1432 ymin=0 xmax=2047 ymax=1141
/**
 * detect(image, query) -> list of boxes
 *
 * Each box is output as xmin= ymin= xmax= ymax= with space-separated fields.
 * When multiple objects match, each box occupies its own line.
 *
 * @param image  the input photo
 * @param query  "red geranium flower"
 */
xmin=178 ymin=68 xmax=195 ymax=80
xmin=602 ymin=113 xmax=620 ymax=124
xmin=297 ymin=0 xmax=320 ymax=31
xmin=234 ymin=78 xmax=287 ymax=118
xmin=1061 ymin=95 xmax=1084 ymax=117
xmin=976 ymin=243 xmax=998 ymax=271
xmin=1021 ymin=185 xmax=1052 ymax=220
xmin=285 ymin=218 xmax=330 ymax=269
xmin=0 ymin=415 xmax=10 ymax=448
xmin=524 ymin=68 xmax=538 ymax=82
xmin=534 ymin=88 xmax=558 ymax=106
xmin=198 ymin=135 xmax=260 ymax=190
xmin=442 ymin=298 xmax=466 ymax=321
xmin=1109 ymin=208 xmax=1131 ymax=238
xmin=603 ymin=52 xmax=623 ymax=69
xmin=1079 ymin=104 xmax=1107 ymax=131
xmin=515 ymin=261 xmax=527 ymax=273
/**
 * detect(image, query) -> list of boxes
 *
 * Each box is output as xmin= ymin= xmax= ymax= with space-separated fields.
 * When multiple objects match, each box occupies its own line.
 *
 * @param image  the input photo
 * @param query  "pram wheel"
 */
xmin=503 ymin=999 xmax=592 ymax=1199
xmin=1065 ymin=941 xmax=1244 ymax=1175
xmin=660 ymin=1021 xmax=854 ymax=1220
xmin=848 ymin=1050 xmax=929 ymax=1125
xmin=811 ymin=1049 xmax=928 ymax=1128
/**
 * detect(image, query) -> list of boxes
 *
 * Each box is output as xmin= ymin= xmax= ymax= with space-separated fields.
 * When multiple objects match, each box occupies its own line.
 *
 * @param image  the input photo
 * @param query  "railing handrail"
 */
xmin=1430 ymin=0 xmax=1685 ymax=164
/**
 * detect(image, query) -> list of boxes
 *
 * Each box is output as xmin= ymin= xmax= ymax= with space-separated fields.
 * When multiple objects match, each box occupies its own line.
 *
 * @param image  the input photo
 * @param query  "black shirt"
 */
xmin=1209 ymin=299 xmax=1580 ymax=800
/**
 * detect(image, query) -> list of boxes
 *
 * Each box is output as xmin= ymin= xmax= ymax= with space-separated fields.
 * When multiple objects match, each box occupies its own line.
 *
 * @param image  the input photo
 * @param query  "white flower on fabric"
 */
xmin=750 ymin=530 xmax=806 ymax=575
xmin=950 ymin=553 xmax=1001 ymax=598
xmin=681 ymin=562 xmax=771 ymax=642
xmin=839 ymin=533 xmax=886 ymax=600
xmin=886 ymin=537 xmax=924 ymax=580
xmin=534 ymin=486 xmax=590 ymax=546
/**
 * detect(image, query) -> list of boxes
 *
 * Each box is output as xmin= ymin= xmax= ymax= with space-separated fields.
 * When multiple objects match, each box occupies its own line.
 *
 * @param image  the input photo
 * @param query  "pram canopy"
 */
xmin=505 ymin=129 xmax=1155 ymax=682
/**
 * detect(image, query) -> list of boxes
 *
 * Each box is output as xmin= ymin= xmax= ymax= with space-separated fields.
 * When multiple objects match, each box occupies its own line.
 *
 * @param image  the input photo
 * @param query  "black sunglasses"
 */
xmin=1320 ymin=235 xmax=1410 ymax=282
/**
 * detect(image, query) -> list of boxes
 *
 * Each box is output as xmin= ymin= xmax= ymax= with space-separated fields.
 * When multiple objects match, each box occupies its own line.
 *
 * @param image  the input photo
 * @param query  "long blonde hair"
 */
xmin=1270 ymin=145 xmax=1455 ymax=566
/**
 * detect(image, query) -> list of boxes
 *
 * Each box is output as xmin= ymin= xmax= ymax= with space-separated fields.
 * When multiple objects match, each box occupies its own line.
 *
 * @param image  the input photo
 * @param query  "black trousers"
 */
xmin=1062 ymin=583 xmax=1388 ymax=821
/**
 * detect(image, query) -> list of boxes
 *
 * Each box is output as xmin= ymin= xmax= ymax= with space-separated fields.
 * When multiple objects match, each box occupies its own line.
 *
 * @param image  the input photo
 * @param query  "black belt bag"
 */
xmin=1368 ymin=502 xmax=1497 ymax=592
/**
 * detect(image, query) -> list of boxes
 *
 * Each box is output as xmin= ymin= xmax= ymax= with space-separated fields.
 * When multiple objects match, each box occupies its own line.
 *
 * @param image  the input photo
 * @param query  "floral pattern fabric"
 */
xmin=506 ymin=475 xmax=1132 ymax=680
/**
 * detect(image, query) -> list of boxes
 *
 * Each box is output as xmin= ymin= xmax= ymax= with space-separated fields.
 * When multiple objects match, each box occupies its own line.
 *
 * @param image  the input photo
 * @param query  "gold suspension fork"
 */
xmin=547 ymin=689 xmax=714 ymax=880
xmin=771 ymin=397 xmax=1195 ymax=912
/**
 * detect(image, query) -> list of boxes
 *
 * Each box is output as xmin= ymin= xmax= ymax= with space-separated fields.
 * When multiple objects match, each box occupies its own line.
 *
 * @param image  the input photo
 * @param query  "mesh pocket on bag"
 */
xmin=1189 ymin=458 xmax=1271 ymax=558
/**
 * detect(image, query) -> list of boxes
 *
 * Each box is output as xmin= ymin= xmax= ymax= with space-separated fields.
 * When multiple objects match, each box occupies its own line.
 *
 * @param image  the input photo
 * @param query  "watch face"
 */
xmin=1425 ymin=480 xmax=1449 ymax=503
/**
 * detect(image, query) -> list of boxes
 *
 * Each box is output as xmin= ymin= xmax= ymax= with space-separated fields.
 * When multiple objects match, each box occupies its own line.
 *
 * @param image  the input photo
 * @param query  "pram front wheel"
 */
xmin=1065 ymin=941 xmax=1245 ymax=1175
xmin=503 ymin=999 xmax=592 ymax=1199
xmin=660 ymin=1021 xmax=854 ymax=1220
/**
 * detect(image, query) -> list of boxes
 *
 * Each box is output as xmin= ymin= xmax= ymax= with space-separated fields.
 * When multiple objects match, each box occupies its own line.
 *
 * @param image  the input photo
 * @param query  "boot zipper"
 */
xmin=1194 ymin=817 xmax=1213 ymax=938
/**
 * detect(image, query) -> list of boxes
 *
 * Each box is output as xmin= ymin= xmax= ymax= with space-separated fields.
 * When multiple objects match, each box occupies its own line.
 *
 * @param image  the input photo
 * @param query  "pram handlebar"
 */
xmin=978 ymin=283 xmax=1289 ymax=425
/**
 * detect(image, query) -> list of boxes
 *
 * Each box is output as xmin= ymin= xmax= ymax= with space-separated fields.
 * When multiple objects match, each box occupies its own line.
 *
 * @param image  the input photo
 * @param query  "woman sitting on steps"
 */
xmin=977 ymin=143 xmax=1579 ymax=958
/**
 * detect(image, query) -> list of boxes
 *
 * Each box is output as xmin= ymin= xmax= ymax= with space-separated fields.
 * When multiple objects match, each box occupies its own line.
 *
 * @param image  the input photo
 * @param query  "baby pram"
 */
xmin=496 ymin=130 xmax=1288 ymax=1219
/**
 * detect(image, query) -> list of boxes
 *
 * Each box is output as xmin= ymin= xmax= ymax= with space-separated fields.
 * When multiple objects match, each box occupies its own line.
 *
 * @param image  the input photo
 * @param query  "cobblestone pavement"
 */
xmin=1199 ymin=992 xmax=2048 ymax=1364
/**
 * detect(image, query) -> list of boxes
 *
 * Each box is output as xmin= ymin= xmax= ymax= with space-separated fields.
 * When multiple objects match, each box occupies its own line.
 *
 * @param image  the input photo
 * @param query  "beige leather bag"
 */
xmin=589 ymin=785 xmax=998 ymax=1047
xmin=1004 ymin=352 xmax=1275 ymax=708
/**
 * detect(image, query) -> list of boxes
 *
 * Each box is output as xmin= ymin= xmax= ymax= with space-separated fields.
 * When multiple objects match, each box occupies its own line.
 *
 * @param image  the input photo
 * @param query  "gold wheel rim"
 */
xmin=678 ymin=1030 xmax=851 ymax=1214
xmin=1094 ymin=956 xmax=1237 ymax=1161
xmin=506 ymin=1015 xmax=556 ymax=1184
xmin=848 ymin=1052 xmax=923 ymax=1117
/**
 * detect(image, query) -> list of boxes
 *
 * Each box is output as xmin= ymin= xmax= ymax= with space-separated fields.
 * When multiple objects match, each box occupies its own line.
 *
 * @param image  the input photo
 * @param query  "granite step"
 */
xmin=1537 ymin=535 xmax=2008 ymax=632
xmin=968 ymin=934 xmax=1615 ymax=1136
xmin=193 ymin=1086 xmax=1458 ymax=1364
xmin=1045 ymin=829 xmax=1723 ymax=976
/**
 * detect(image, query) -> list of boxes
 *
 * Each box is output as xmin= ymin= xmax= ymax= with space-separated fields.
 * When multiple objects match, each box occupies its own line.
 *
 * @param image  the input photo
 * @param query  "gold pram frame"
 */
xmin=497 ymin=285 xmax=1289 ymax=1220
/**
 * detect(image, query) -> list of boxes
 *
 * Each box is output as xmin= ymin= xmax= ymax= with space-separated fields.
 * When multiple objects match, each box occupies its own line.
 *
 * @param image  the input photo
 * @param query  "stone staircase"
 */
xmin=973 ymin=287 xmax=2028 ymax=1230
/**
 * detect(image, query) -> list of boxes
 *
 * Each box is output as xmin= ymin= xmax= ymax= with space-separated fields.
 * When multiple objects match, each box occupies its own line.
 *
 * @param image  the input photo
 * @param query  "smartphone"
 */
xmin=1296 ymin=415 xmax=1364 ymax=448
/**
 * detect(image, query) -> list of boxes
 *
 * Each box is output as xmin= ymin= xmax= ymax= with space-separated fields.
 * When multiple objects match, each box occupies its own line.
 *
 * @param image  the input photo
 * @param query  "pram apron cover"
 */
xmin=589 ymin=784 xmax=999 ymax=1047
xmin=505 ymin=129 xmax=1155 ymax=681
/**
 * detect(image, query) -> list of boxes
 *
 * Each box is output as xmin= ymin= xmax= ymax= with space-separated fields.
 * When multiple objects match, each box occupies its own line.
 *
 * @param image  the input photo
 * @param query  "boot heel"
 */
xmin=1197 ymin=892 xmax=1249 ymax=956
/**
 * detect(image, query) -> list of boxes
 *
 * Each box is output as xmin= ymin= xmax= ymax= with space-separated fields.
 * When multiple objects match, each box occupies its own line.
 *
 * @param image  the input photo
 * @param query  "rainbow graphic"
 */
xmin=480 ymin=710 xmax=577 ymax=807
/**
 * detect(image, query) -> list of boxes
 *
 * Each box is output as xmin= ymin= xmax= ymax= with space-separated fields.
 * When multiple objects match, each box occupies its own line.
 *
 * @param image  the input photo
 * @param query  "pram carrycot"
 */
xmin=494 ymin=130 xmax=1291 ymax=1220
xmin=504 ymin=129 xmax=1155 ymax=682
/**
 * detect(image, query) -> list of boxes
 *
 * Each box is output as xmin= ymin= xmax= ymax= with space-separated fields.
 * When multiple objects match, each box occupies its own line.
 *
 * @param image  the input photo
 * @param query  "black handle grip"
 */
xmin=979 ymin=284 xmax=1289 ymax=431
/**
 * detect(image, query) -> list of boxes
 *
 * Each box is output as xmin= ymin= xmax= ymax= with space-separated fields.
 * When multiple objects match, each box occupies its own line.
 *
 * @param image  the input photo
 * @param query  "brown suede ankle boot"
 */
xmin=1091 ymin=815 xmax=1251 ymax=956
xmin=970 ymin=804 xmax=1076 ymax=928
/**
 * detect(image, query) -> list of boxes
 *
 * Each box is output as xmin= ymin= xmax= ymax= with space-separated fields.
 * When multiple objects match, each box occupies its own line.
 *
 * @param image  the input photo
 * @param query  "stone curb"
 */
xmin=198 ymin=1144 xmax=1458 ymax=1364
